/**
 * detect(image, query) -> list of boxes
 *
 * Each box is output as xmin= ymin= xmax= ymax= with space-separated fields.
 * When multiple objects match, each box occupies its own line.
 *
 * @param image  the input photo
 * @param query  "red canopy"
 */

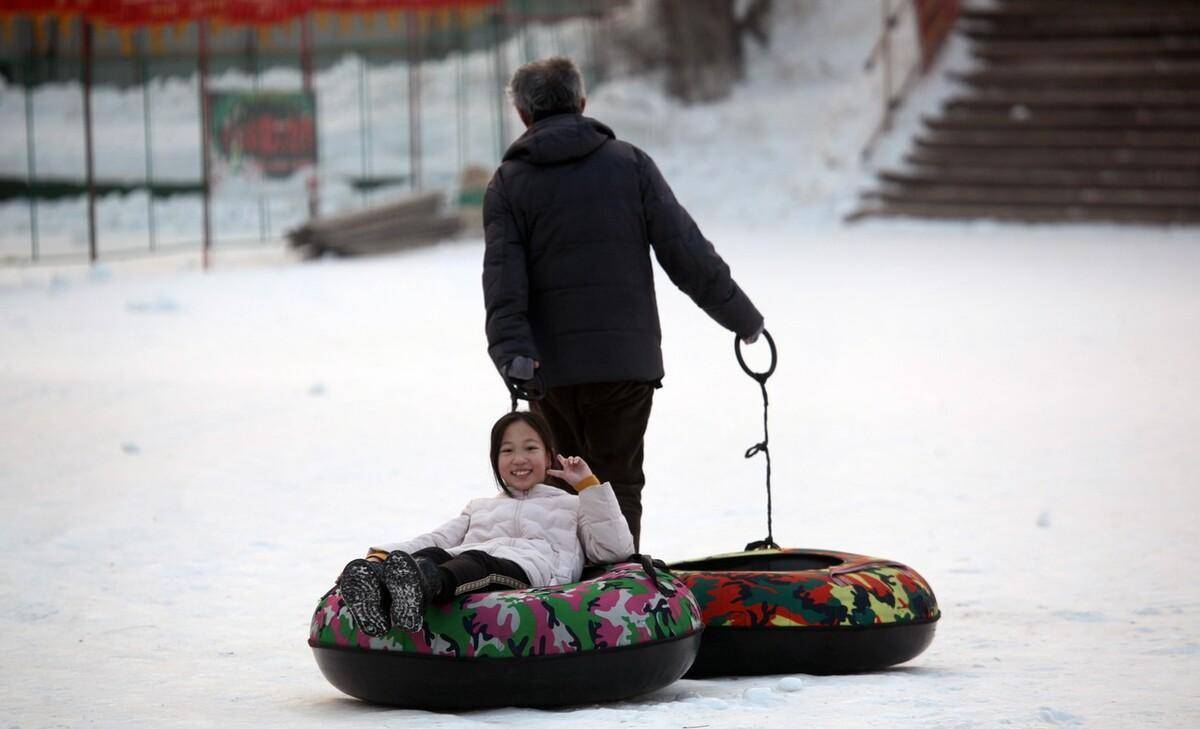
xmin=0 ymin=0 xmax=497 ymax=27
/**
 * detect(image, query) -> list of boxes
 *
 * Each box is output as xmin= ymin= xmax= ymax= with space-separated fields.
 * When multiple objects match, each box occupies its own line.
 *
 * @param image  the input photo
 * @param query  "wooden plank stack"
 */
xmin=287 ymin=191 xmax=463 ymax=257
xmin=852 ymin=0 xmax=1200 ymax=224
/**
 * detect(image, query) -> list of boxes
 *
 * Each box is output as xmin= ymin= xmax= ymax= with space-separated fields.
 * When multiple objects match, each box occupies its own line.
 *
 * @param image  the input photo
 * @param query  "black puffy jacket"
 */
xmin=483 ymin=113 xmax=763 ymax=389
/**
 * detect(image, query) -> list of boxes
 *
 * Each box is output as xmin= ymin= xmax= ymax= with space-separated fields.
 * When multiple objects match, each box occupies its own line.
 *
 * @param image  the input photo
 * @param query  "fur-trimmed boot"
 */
xmin=383 ymin=551 xmax=445 ymax=632
xmin=336 ymin=558 xmax=390 ymax=637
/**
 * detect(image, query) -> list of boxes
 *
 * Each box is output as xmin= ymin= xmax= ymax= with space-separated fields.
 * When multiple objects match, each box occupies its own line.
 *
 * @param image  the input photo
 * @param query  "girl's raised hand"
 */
xmin=546 ymin=454 xmax=594 ymax=487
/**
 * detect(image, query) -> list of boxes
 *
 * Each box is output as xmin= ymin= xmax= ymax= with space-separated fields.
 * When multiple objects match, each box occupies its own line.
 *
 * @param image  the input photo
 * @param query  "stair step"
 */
xmin=964 ymin=6 xmax=1200 ymax=21
xmin=969 ymin=2 xmax=1200 ymax=16
xmin=870 ymin=184 xmax=1200 ymax=207
xmin=906 ymin=146 xmax=1200 ymax=168
xmin=856 ymin=1 xmax=1200 ymax=226
xmin=927 ymin=108 xmax=1200 ymax=130
xmin=971 ymin=36 xmax=1200 ymax=61
xmin=963 ymin=60 xmax=1200 ymax=75
xmin=952 ymin=67 xmax=1200 ymax=90
xmin=944 ymin=88 xmax=1200 ymax=108
xmin=882 ymin=166 xmax=1200 ymax=190
xmin=963 ymin=15 xmax=1200 ymax=39
xmin=849 ymin=201 xmax=1200 ymax=224
xmin=918 ymin=129 xmax=1200 ymax=148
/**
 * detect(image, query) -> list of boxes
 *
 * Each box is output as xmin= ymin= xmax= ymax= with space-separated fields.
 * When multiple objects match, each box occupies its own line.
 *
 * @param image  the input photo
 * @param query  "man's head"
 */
xmin=509 ymin=56 xmax=587 ymax=128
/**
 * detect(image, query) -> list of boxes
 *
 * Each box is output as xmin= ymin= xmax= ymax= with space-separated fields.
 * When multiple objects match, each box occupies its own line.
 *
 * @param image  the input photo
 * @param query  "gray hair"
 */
xmin=508 ymin=57 xmax=586 ymax=121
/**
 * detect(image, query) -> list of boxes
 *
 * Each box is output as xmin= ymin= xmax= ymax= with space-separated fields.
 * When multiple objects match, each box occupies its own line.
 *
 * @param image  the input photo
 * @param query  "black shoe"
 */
xmin=383 ymin=551 xmax=430 ymax=632
xmin=336 ymin=559 xmax=389 ymax=637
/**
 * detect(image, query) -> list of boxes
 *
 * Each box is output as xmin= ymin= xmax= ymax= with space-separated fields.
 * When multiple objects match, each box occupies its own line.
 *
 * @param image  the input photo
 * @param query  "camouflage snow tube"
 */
xmin=670 ymin=548 xmax=940 ymax=677
xmin=309 ymin=561 xmax=704 ymax=709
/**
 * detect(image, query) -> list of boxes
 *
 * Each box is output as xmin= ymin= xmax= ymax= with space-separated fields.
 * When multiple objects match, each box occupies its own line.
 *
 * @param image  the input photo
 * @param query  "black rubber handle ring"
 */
xmin=735 ymin=329 xmax=777 ymax=384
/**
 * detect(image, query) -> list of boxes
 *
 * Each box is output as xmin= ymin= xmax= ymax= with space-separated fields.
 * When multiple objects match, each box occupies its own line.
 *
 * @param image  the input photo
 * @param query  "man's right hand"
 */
xmin=506 ymin=356 xmax=540 ymax=382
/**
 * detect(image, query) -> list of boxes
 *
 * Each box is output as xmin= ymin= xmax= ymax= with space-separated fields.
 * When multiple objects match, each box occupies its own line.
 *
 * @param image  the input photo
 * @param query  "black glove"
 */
xmin=506 ymin=356 xmax=536 ymax=383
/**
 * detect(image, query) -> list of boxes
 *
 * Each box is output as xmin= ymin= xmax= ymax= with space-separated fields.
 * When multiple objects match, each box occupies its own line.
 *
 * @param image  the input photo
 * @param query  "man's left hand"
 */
xmin=742 ymin=323 xmax=765 ymax=345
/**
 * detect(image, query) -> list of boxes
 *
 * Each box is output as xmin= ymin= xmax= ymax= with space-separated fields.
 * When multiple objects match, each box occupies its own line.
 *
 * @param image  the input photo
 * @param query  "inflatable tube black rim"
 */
xmin=685 ymin=619 xmax=939 ymax=678
xmin=705 ymin=615 xmax=941 ymax=632
xmin=311 ymin=630 xmax=703 ymax=709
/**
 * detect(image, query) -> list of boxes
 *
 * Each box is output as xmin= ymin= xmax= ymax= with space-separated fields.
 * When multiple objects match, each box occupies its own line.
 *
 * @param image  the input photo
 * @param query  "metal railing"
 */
xmin=861 ymin=0 xmax=960 ymax=161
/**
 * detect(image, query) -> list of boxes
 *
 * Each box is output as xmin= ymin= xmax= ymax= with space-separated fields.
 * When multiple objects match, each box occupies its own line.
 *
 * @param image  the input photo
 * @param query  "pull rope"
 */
xmin=634 ymin=554 xmax=677 ymax=596
xmin=735 ymin=329 xmax=779 ymax=552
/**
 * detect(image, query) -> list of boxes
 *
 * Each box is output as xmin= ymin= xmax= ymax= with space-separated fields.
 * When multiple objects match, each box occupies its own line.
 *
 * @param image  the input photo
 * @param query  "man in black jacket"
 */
xmin=483 ymin=57 xmax=764 ymax=549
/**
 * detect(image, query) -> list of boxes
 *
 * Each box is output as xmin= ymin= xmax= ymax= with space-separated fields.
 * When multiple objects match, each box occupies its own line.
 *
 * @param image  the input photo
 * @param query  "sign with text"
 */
xmin=208 ymin=90 xmax=317 ymax=186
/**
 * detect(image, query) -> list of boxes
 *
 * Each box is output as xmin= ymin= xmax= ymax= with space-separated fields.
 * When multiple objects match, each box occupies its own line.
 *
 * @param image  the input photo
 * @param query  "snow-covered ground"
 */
xmin=3 ymin=219 xmax=1199 ymax=728
xmin=4 ymin=2 xmax=1200 ymax=727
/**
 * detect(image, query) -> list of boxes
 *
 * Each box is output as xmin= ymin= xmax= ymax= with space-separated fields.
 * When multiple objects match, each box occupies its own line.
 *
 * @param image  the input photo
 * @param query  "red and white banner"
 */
xmin=0 ymin=0 xmax=498 ymax=28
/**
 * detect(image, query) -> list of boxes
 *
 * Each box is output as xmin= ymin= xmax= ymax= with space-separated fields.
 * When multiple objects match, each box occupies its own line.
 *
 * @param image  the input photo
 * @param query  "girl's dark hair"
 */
xmin=489 ymin=411 xmax=557 ymax=496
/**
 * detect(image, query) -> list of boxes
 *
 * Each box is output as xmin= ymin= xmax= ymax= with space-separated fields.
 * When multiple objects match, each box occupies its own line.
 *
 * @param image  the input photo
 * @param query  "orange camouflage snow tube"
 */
xmin=669 ymin=548 xmax=940 ymax=677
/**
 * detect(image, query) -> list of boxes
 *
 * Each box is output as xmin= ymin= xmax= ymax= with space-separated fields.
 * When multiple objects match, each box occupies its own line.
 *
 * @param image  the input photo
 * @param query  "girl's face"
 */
xmin=496 ymin=420 xmax=550 ymax=492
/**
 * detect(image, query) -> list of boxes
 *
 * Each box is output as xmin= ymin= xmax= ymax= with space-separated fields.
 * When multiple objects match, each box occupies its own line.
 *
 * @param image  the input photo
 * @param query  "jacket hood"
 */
xmin=502 ymin=114 xmax=614 ymax=166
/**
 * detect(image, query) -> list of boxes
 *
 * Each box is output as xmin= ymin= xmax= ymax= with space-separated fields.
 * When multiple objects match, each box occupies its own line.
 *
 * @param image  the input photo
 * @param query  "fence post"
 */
xmin=881 ymin=0 xmax=894 ymax=135
xmin=301 ymin=12 xmax=319 ymax=220
xmin=359 ymin=53 xmax=371 ymax=203
xmin=492 ymin=7 xmax=508 ymax=161
xmin=139 ymin=33 xmax=157 ymax=251
xmin=198 ymin=17 xmax=213 ymax=269
xmin=250 ymin=28 xmax=268 ymax=242
xmin=520 ymin=0 xmax=533 ymax=62
xmin=23 ymin=55 xmax=39 ymax=262
xmin=454 ymin=2 xmax=467 ymax=176
xmin=83 ymin=19 xmax=98 ymax=263
xmin=407 ymin=10 xmax=423 ymax=192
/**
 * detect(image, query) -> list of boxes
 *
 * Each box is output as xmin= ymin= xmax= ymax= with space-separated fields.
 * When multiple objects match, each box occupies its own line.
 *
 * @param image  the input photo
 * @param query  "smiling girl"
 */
xmin=336 ymin=411 xmax=636 ymax=636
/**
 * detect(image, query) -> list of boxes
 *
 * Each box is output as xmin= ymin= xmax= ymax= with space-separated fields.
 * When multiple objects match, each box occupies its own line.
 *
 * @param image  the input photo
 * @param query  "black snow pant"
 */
xmin=412 ymin=547 xmax=530 ymax=600
xmin=531 ymin=380 xmax=655 ymax=551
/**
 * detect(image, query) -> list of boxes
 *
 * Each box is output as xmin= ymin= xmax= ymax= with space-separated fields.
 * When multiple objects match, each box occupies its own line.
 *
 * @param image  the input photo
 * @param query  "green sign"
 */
xmin=208 ymin=91 xmax=317 ymax=182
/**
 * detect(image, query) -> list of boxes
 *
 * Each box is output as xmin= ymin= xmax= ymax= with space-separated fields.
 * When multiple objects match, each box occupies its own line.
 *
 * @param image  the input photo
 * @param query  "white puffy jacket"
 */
xmin=370 ymin=482 xmax=635 ymax=588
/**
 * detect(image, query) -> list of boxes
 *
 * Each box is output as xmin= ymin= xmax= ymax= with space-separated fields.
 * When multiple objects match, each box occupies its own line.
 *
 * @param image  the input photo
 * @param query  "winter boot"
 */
xmin=336 ymin=558 xmax=389 ymax=637
xmin=383 ymin=551 xmax=444 ymax=632
xmin=414 ymin=556 xmax=446 ymax=601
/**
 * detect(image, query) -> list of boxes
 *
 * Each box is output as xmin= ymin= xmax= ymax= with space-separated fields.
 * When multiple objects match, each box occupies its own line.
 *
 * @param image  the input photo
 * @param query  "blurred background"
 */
xmin=5 ymin=0 xmax=1194 ymax=265
xmin=0 ymin=0 xmax=943 ymax=263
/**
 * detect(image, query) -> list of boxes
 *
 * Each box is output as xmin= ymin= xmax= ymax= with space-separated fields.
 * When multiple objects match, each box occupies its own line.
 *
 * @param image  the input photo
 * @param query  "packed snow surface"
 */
xmin=3 ymin=220 xmax=1199 ymax=728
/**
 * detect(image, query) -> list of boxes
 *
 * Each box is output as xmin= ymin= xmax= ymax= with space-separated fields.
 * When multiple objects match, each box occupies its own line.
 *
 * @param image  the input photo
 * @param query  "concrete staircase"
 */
xmin=852 ymin=0 xmax=1200 ymax=224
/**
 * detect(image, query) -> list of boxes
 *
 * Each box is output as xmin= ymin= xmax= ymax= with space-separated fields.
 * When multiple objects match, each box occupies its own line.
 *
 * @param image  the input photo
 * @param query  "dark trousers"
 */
xmin=412 ymin=547 xmax=530 ymax=600
xmin=531 ymin=380 xmax=655 ymax=551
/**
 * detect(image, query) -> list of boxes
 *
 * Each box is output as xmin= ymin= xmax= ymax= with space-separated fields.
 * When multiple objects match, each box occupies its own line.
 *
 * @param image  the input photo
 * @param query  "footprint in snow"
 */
xmin=1145 ymin=642 xmax=1200 ymax=656
xmin=686 ymin=696 xmax=727 ymax=710
xmin=1037 ymin=706 xmax=1084 ymax=726
xmin=1052 ymin=610 xmax=1107 ymax=623
xmin=126 ymin=295 xmax=179 ymax=313
xmin=742 ymin=687 xmax=782 ymax=705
